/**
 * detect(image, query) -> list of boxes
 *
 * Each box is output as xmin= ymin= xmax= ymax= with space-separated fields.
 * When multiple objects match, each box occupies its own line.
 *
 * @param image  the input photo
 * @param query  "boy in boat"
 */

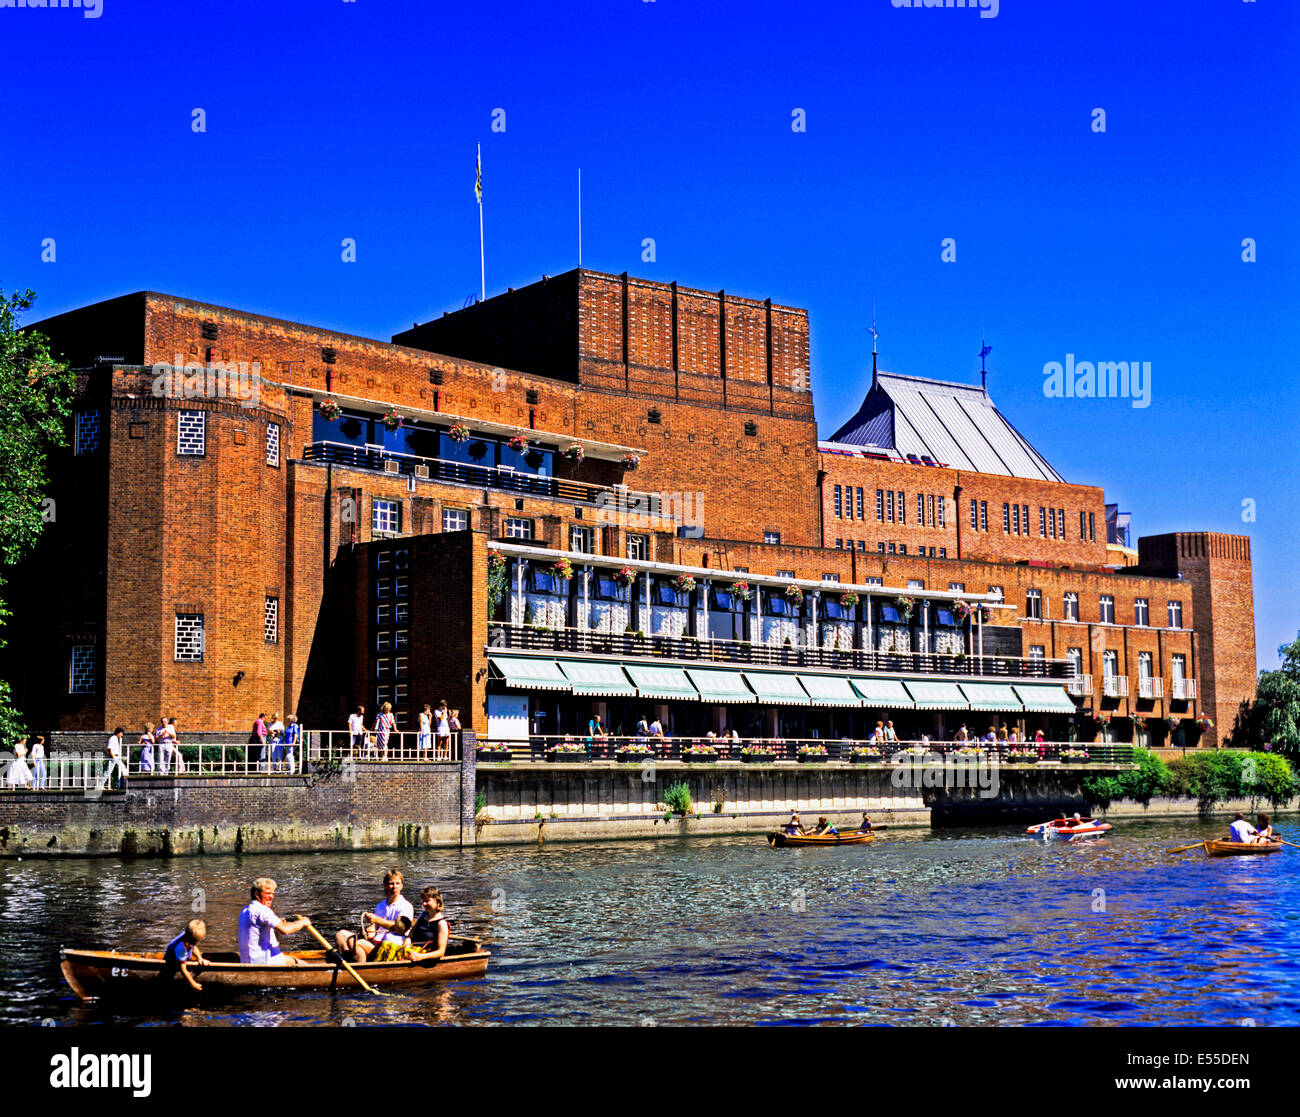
xmin=162 ymin=919 xmax=208 ymax=993
xmin=335 ymin=869 xmax=415 ymax=964
xmin=406 ymin=886 xmax=451 ymax=960
xmin=812 ymin=816 xmax=838 ymax=836
xmin=1228 ymin=811 xmax=1259 ymax=844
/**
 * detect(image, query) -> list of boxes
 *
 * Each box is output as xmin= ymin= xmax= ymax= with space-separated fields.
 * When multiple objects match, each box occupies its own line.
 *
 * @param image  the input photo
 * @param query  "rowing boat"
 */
xmin=59 ymin=939 xmax=489 ymax=1001
xmin=1203 ymin=840 xmax=1283 ymax=858
xmin=1026 ymin=818 xmax=1111 ymax=839
xmin=767 ymin=831 xmax=875 ymax=848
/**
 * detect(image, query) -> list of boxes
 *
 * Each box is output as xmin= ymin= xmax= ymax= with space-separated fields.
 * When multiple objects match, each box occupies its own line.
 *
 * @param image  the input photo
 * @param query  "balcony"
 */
xmin=303 ymin=441 xmax=654 ymax=511
xmin=1102 ymin=675 xmax=1129 ymax=698
xmin=1137 ymin=676 xmax=1163 ymax=700
xmin=1065 ymin=675 xmax=1093 ymax=697
xmin=1172 ymin=678 xmax=1197 ymax=701
xmin=488 ymin=623 xmax=1075 ymax=679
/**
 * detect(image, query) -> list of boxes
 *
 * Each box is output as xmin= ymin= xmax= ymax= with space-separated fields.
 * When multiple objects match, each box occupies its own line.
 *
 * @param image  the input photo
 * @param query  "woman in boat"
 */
xmin=784 ymin=811 xmax=805 ymax=835
xmin=406 ymin=887 xmax=451 ymax=960
xmin=1255 ymin=813 xmax=1275 ymax=843
xmin=858 ymin=814 xmax=873 ymax=833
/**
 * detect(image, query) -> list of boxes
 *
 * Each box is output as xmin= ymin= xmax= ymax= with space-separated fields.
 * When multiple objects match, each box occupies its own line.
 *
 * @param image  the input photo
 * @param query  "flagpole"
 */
xmin=578 ymin=167 xmax=583 ymax=267
xmin=477 ymin=143 xmax=485 ymax=302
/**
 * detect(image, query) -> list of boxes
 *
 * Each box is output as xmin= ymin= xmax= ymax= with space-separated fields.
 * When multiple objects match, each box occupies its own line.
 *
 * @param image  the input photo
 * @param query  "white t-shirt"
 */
xmin=348 ymin=714 xmax=364 ymax=736
xmin=238 ymin=900 xmax=284 ymax=963
xmin=107 ymin=734 xmax=122 ymax=759
xmin=373 ymin=896 xmax=415 ymax=944
xmin=1229 ymin=819 xmax=1257 ymax=843
xmin=435 ymin=709 xmax=450 ymax=737
xmin=30 ymin=742 xmax=44 ymax=761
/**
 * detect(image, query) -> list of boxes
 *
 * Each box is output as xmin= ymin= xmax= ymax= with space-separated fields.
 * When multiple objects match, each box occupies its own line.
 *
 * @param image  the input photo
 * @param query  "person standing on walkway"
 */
xmin=102 ymin=728 xmax=128 ymax=790
xmin=168 ymin=719 xmax=186 ymax=774
xmin=434 ymin=700 xmax=451 ymax=760
xmin=6 ymin=738 xmax=32 ymax=789
xmin=29 ymin=736 xmax=46 ymax=790
xmin=268 ymin=713 xmax=285 ymax=770
xmin=251 ymin=713 xmax=268 ymax=771
xmin=348 ymin=706 xmax=366 ymax=755
xmin=418 ymin=704 xmax=433 ymax=754
xmin=374 ymin=702 xmax=397 ymax=761
xmin=283 ymin=715 xmax=300 ymax=774
xmin=138 ymin=724 xmax=155 ymax=773
xmin=155 ymin=717 xmax=173 ymax=774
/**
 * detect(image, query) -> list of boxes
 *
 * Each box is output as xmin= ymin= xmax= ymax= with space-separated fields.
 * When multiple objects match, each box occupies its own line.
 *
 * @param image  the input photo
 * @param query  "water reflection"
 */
xmin=2 ymin=819 xmax=1297 ymax=1026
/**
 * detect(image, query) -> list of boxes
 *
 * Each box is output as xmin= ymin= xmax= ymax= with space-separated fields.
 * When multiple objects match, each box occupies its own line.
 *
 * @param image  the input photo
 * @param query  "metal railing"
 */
xmin=1066 ymin=675 xmax=1094 ymax=696
xmin=1103 ymin=676 xmax=1130 ymax=698
xmin=1172 ymin=679 xmax=1196 ymax=701
xmin=0 ymin=732 xmax=460 ymax=791
xmin=303 ymin=441 xmax=650 ymax=510
xmin=488 ymin=624 xmax=1075 ymax=679
xmin=1138 ymin=677 xmax=1163 ymax=699
xmin=474 ymin=734 xmax=1134 ymax=765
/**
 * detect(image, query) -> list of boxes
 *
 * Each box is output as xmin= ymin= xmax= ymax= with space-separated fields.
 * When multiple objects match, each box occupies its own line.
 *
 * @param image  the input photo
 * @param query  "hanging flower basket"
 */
xmin=1197 ymin=715 xmax=1214 ymax=732
xmin=839 ymin=591 xmax=859 ymax=608
xmin=549 ymin=557 xmax=574 ymax=582
xmin=979 ymin=605 xmax=994 ymax=624
xmin=670 ymin=574 xmax=697 ymax=594
xmin=318 ymin=398 xmax=342 ymax=421
xmin=621 ymin=453 xmax=640 ymax=471
xmin=729 ymin=581 xmax=752 ymax=602
xmin=612 ymin=566 xmax=637 ymax=589
xmin=953 ymin=600 xmax=973 ymax=621
xmin=784 ymin=584 xmax=805 ymax=604
xmin=1093 ymin=712 xmax=1112 ymax=727
xmin=1165 ymin=717 xmax=1181 ymax=731
xmin=488 ymin=549 xmax=506 ymax=571
xmin=382 ymin=408 xmax=405 ymax=431
xmin=563 ymin=443 xmax=585 ymax=463
xmin=896 ymin=595 xmax=916 ymax=621
xmin=448 ymin=422 xmax=471 ymax=443
xmin=507 ymin=433 xmax=529 ymax=454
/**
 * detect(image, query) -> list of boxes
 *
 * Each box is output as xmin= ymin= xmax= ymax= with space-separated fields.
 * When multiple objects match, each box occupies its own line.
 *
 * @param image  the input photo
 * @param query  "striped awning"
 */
xmin=903 ymin=680 xmax=969 ymax=710
xmin=1013 ymin=683 xmax=1078 ymax=713
xmin=624 ymin=664 xmax=699 ymax=701
xmin=489 ymin=656 xmax=571 ymax=691
xmin=686 ymin=668 xmax=757 ymax=703
xmin=743 ymin=672 xmax=810 ymax=706
xmin=850 ymin=677 xmax=915 ymax=709
xmin=797 ymin=674 xmax=863 ymax=707
xmin=557 ymin=660 xmax=637 ymax=697
xmin=959 ymin=682 xmax=1023 ymax=712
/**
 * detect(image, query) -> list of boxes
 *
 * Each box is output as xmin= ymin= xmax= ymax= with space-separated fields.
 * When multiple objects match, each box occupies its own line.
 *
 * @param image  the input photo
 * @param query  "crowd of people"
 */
xmin=346 ymin=700 xmax=460 ymax=759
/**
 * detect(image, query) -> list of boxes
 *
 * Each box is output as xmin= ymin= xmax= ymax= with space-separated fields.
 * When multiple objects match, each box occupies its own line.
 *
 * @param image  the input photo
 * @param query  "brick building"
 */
xmin=6 ymin=270 xmax=1254 ymax=748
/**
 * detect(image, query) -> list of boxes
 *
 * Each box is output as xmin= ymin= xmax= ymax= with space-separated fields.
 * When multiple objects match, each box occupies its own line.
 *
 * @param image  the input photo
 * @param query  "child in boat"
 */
xmin=858 ymin=814 xmax=872 ymax=833
xmin=812 ymin=817 xmax=838 ymax=836
xmin=784 ymin=811 xmax=805 ymax=835
xmin=406 ymin=887 xmax=451 ymax=960
xmin=162 ymin=919 xmax=207 ymax=993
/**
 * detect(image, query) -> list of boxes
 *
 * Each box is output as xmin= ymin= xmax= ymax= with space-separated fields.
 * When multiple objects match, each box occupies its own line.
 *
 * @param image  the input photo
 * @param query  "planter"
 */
xmin=546 ymin=751 xmax=589 ymax=763
xmin=797 ymin=754 xmax=829 ymax=764
xmin=849 ymin=754 xmax=882 ymax=765
xmin=741 ymin=753 xmax=777 ymax=764
xmin=476 ymin=749 xmax=512 ymax=763
xmin=684 ymin=752 xmax=720 ymax=764
xmin=615 ymin=751 xmax=651 ymax=763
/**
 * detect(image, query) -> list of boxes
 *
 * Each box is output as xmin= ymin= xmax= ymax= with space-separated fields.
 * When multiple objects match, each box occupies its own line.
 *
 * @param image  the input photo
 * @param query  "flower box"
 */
xmin=741 ymin=752 xmax=776 ymax=764
xmin=563 ymin=442 xmax=585 ymax=463
xmin=621 ymin=453 xmax=640 ymax=471
xmin=615 ymin=748 xmax=651 ymax=763
xmin=476 ymin=748 xmax=512 ymax=763
xmin=797 ymin=753 xmax=828 ymax=764
xmin=382 ymin=408 xmax=405 ymax=431
xmin=546 ymin=748 xmax=589 ymax=763
xmin=850 ymin=753 xmax=881 ymax=765
xmin=507 ymin=434 xmax=529 ymax=453
xmin=683 ymin=750 xmax=719 ymax=763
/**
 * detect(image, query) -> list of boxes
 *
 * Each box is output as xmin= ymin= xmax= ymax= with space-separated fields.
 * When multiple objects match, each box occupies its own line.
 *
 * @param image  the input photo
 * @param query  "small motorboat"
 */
xmin=59 ymin=939 xmax=490 ymax=1002
xmin=1203 ymin=840 xmax=1283 ymax=858
xmin=767 ymin=830 xmax=875 ymax=848
xmin=1026 ymin=817 xmax=1112 ymax=839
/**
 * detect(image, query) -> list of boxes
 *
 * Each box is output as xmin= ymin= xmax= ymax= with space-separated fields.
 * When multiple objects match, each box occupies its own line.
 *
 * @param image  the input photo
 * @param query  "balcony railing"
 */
xmin=1065 ymin=675 xmax=1093 ymax=697
xmin=1102 ymin=676 xmax=1130 ymax=698
xmin=475 ymin=734 xmax=1134 ymax=766
xmin=1172 ymin=678 xmax=1196 ymax=701
xmin=1137 ymin=677 xmax=1163 ymax=699
xmin=303 ymin=441 xmax=650 ymax=510
xmin=488 ymin=624 xmax=1075 ymax=679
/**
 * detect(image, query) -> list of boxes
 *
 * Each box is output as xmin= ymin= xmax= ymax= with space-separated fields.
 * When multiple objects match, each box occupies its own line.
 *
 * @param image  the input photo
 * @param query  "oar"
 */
xmin=1276 ymin=838 xmax=1300 ymax=851
xmin=1169 ymin=841 xmax=1208 ymax=854
xmin=304 ymin=922 xmax=390 ymax=996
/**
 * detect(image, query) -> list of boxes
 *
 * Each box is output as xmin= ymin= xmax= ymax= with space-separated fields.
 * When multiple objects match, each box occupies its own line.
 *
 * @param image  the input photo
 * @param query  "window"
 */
xmin=372 ymin=499 xmax=400 ymax=535
xmin=980 ymin=502 xmax=988 ymax=531
xmin=1088 ymin=512 xmax=1096 ymax=541
xmin=776 ymin=569 xmax=795 ymax=579
xmin=1138 ymin=651 xmax=1153 ymax=679
xmin=897 ymin=491 xmax=905 ymax=524
xmin=1026 ymin=589 xmax=1043 ymax=619
xmin=928 ymin=547 xmax=935 ymax=557
xmin=928 ymin=494 xmax=936 ymax=527
xmin=1066 ymin=647 xmax=1083 ymax=676
xmin=570 ymin=526 xmax=593 ymax=553
xmin=886 ymin=491 xmax=895 ymax=523
xmin=1029 ymin=645 xmax=1045 ymax=662
xmin=937 ymin=496 xmax=945 ymax=528
xmin=1172 ymin=654 xmax=1186 ymax=683
xmin=1080 ymin=511 xmax=1087 ymax=541
xmin=1039 ymin=507 xmax=1047 ymax=536
xmin=175 ymin=614 xmax=204 ymax=661
xmin=626 ymin=534 xmax=648 ymax=560
xmin=266 ymin=422 xmax=281 ymax=467
xmin=376 ymin=631 xmax=392 ymax=653
xmin=178 ymin=411 xmax=205 ymax=455
xmin=823 ymin=600 xmax=844 ymax=619
xmin=919 ymin=494 xmax=926 ymax=525
xmin=376 ymin=604 xmax=392 ymax=625
xmin=376 ymin=657 xmax=392 ymax=678
xmin=835 ymin=539 xmax=843 ymax=549
xmin=1022 ymin=506 xmax=1030 ymax=536
xmin=764 ymin=531 xmax=781 ymax=545
xmin=938 ymin=547 xmax=946 ymax=558
xmin=899 ymin=544 xmax=907 ymax=555
xmin=876 ymin=490 xmax=884 ymax=521
xmin=834 ymin=485 xmax=842 ymax=517
xmin=264 ymin=596 xmax=279 ymax=643
xmin=1168 ymin=600 xmax=1183 ymax=628
xmin=375 ymin=687 xmax=392 ymax=708
xmin=887 ymin=543 xmax=896 ymax=554
xmin=822 ymin=573 xmax=839 ymax=582
xmin=395 ymin=629 xmax=409 ymax=649
xmin=948 ymin=582 xmax=965 ymax=593
xmin=1003 ymin=503 xmax=1011 ymax=533
xmin=856 ymin=488 xmax=864 ymax=518
xmin=1011 ymin=505 xmax=1020 ymax=535
xmin=765 ymin=595 xmax=789 ymax=617
xmin=1134 ymin=598 xmax=1149 ymax=626
xmin=394 ymin=576 xmax=409 ymax=599
xmin=970 ymin=499 xmax=978 ymax=530
xmin=70 ymin=644 xmax=96 ymax=693
xmin=988 ymin=585 xmax=1004 ymax=600
xmin=505 ymin=518 xmax=533 ymax=540
xmin=395 ymin=657 xmax=409 ymax=678
xmin=1063 ymin=592 xmax=1079 ymax=622
xmin=1057 ymin=509 xmax=1065 ymax=539
xmin=376 ymin=578 xmax=392 ymax=599
xmin=864 ymin=576 xmax=883 ymax=587
xmin=75 ymin=411 xmax=101 ymax=456
xmin=395 ymin=602 xmax=409 ymax=625
xmin=531 ymin=567 xmax=557 ymax=594
xmin=1099 ymin=595 xmax=1115 ymax=624
xmin=878 ymin=542 xmax=886 ymax=553
xmin=596 ymin=574 xmax=622 ymax=600
xmin=908 ymin=579 xmax=925 ymax=590
xmin=857 ymin=541 xmax=865 ymax=551
xmin=443 ymin=508 xmax=468 ymax=533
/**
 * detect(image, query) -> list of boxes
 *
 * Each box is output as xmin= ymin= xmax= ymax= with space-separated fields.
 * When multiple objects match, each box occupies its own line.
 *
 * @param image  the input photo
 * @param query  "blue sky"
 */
xmin=2 ymin=0 xmax=1296 ymax=669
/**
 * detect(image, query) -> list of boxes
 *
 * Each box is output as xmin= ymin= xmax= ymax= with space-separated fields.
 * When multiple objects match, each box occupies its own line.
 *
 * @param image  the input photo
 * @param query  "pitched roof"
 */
xmin=825 ymin=371 xmax=1063 ymax=482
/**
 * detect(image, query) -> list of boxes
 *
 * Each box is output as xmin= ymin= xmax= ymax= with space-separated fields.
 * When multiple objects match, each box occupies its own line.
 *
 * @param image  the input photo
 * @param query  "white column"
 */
xmin=865 ymin=594 xmax=873 ymax=653
xmin=643 ymin=570 xmax=652 ymax=636
xmin=809 ymin=591 xmax=820 ymax=650
xmin=751 ymin=584 xmax=761 ymax=643
xmin=580 ymin=565 xmax=590 ymax=632
xmin=512 ymin=558 xmax=524 ymax=626
xmin=699 ymin=579 xmax=711 ymax=641
xmin=923 ymin=599 xmax=930 ymax=654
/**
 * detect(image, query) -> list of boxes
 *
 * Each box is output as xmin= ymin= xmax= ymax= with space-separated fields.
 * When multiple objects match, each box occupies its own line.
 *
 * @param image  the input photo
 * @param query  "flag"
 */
xmin=475 ymin=147 xmax=482 ymax=205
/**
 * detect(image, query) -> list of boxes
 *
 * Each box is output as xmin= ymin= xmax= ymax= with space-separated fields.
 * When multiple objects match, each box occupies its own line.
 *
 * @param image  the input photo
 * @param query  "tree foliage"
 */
xmin=1082 ymin=748 xmax=1296 ymax=815
xmin=1227 ymin=631 xmax=1300 ymax=758
xmin=0 ymin=289 xmax=75 ymax=738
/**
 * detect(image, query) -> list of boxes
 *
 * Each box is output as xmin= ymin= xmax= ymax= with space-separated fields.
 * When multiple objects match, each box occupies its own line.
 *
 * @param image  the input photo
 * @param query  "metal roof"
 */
xmin=826 ymin=371 xmax=1063 ymax=482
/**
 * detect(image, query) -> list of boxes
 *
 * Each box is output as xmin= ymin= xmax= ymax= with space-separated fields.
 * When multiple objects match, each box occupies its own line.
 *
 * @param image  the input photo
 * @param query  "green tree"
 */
xmin=0 ymin=289 xmax=75 ymax=739
xmin=1228 ymin=632 xmax=1300 ymax=758
xmin=1081 ymin=747 xmax=1169 ymax=809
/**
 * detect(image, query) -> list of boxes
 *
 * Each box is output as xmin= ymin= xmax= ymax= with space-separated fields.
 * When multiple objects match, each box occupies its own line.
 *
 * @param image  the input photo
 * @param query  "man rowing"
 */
xmin=1228 ymin=811 xmax=1260 ymax=844
xmin=238 ymin=878 xmax=312 ymax=966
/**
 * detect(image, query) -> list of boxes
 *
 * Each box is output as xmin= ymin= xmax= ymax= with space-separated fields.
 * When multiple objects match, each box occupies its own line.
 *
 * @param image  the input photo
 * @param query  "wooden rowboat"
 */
xmin=768 ymin=831 xmax=875 ymax=848
xmin=1203 ymin=840 xmax=1283 ymax=858
xmin=59 ymin=939 xmax=489 ymax=1001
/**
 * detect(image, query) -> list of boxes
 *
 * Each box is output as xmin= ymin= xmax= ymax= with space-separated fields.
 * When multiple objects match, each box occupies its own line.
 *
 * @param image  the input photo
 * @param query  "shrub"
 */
xmin=1081 ymin=747 xmax=1169 ymax=809
xmin=474 ymin=790 xmax=487 ymax=815
xmin=1241 ymin=751 xmax=1298 ymax=808
xmin=663 ymin=780 xmax=693 ymax=814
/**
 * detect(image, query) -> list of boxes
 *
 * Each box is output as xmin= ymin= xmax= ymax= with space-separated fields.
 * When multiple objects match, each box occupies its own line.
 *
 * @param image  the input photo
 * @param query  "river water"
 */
xmin=2 ymin=817 xmax=1297 ymax=1027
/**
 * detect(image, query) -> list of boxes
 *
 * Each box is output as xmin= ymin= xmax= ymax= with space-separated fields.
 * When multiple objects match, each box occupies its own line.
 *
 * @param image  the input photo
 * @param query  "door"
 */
xmin=487 ymin=694 xmax=530 ymax=747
